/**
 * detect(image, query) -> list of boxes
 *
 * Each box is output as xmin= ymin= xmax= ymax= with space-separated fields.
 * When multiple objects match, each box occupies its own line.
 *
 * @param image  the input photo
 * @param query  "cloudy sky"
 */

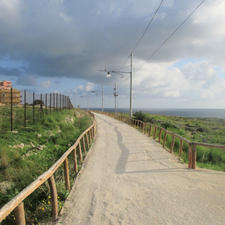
xmin=0 ymin=0 xmax=224 ymax=109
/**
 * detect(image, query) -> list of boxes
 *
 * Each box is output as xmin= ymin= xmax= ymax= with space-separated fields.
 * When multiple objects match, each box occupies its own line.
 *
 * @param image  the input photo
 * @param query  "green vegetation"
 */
xmin=0 ymin=105 xmax=46 ymax=131
xmin=133 ymin=111 xmax=225 ymax=171
xmin=0 ymin=109 xmax=92 ymax=225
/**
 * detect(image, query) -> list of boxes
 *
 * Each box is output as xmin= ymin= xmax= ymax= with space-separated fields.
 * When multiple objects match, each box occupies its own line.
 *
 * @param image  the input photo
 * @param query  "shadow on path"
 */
xmin=99 ymin=115 xmax=225 ymax=177
xmin=114 ymin=126 xmax=130 ymax=174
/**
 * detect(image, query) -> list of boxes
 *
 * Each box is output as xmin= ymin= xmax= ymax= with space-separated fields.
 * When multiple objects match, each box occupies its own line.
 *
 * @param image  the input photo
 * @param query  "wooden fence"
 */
xmin=98 ymin=112 xmax=225 ymax=170
xmin=0 ymin=114 xmax=96 ymax=225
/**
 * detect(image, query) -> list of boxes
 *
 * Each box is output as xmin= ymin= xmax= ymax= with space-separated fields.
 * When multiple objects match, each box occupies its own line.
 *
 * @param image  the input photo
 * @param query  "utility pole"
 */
xmin=114 ymin=83 xmax=118 ymax=113
xmin=101 ymin=85 xmax=104 ymax=112
xmin=130 ymin=53 xmax=133 ymax=118
xmin=104 ymin=56 xmax=132 ymax=117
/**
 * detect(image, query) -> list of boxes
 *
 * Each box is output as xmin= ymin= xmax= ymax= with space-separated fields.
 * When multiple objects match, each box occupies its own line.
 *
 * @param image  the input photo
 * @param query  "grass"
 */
xmin=131 ymin=111 xmax=225 ymax=172
xmin=0 ymin=105 xmax=56 ymax=132
xmin=0 ymin=108 xmax=92 ymax=225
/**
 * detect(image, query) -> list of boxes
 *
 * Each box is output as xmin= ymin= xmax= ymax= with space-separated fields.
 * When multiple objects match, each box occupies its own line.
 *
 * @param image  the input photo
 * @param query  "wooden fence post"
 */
xmin=78 ymin=142 xmax=83 ymax=162
xmin=188 ymin=143 xmax=193 ymax=169
xmin=73 ymin=147 xmax=78 ymax=173
xmin=90 ymin=129 xmax=93 ymax=143
xmin=158 ymin=128 xmax=162 ymax=143
xmin=92 ymin=127 xmax=94 ymax=139
xmin=163 ymin=131 xmax=167 ymax=148
xmin=48 ymin=175 xmax=58 ymax=221
xmin=153 ymin=127 xmax=157 ymax=139
xmin=171 ymin=135 xmax=175 ymax=153
xmin=63 ymin=158 xmax=70 ymax=190
xmin=89 ymin=129 xmax=92 ymax=141
xmin=149 ymin=125 xmax=152 ymax=136
xmin=82 ymin=137 xmax=87 ymax=154
xmin=179 ymin=139 xmax=183 ymax=157
xmin=192 ymin=143 xmax=197 ymax=169
xmin=86 ymin=133 xmax=90 ymax=148
xmin=88 ymin=130 xmax=92 ymax=145
xmin=14 ymin=202 xmax=26 ymax=225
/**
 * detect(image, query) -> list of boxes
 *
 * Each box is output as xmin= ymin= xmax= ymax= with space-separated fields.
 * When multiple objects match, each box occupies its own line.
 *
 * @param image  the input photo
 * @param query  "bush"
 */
xmin=133 ymin=111 xmax=146 ymax=122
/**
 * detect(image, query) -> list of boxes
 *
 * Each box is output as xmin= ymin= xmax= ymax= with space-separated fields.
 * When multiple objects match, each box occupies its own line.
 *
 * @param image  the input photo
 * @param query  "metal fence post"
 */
xmin=10 ymin=88 xmax=13 ymax=131
xmin=60 ymin=94 xmax=62 ymax=111
xmin=45 ymin=93 xmax=47 ymax=113
xmin=50 ymin=93 xmax=52 ymax=113
xmin=56 ymin=93 xmax=58 ymax=111
xmin=24 ymin=90 xmax=26 ymax=127
xmin=40 ymin=93 xmax=43 ymax=116
xmin=53 ymin=93 xmax=55 ymax=111
xmin=33 ymin=92 xmax=35 ymax=123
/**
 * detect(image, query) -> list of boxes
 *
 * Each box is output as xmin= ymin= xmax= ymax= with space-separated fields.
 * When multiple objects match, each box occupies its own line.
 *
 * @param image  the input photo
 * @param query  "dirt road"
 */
xmin=57 ymin=113 xmax=225 ymax=225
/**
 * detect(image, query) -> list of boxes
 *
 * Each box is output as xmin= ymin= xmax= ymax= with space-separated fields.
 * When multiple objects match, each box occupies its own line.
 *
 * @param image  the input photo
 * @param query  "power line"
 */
xmin=115 ymin=0 xmax=164 ymax=71
xmin=141 ymin=0 xmax=206 ymax=66
xmin=130 ymin=0 xmax=165 ymax=54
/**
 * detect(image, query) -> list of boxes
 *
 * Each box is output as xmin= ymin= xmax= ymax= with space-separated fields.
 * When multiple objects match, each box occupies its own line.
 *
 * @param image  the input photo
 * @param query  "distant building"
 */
xmin=0 ymin=81 xmax=12 ymax=90
xmin=0 ymin=81 xmax=21 ymax=105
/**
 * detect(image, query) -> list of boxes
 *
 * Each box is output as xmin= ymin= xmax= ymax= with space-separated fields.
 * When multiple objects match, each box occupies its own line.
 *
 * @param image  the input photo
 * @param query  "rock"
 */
xmin=11 ymin=130 xmax=18 ymax=134
xmin=65 ymin=116 xmax=74 ymax=124
xmin=37 ymin=145 xmax=46 ymax=151
xmin=56 ymin=128 xmax=61 ymax=133
xmin=48 ymin=131 xmax=55 ymax=136
xmin=30 ymin=142 xmax=35 ymax=148
xmin=0 ymin=181 xmax=13 ymax=194
xmin=13 ymin=143 xmax=24 ymax=149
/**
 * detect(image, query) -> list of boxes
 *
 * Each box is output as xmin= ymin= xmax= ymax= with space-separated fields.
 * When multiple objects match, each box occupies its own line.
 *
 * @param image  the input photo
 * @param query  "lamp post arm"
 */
xmin=111 ymin=71 xmax=130 ymax=74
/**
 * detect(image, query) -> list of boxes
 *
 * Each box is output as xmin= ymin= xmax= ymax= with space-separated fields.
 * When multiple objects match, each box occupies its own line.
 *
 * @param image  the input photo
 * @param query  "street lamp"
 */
xmin=80 ymin=91 xmax=96 ymax=110
xmin=106 ymin=72 xmax=111 ymax=78
xmin=105 ymin=53 xmax=133 ymax=118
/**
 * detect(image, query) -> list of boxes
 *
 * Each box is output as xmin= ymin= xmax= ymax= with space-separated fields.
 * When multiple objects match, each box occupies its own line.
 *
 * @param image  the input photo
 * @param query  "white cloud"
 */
xmin=73 ymin=82 xmax=96 ymax=95
xmin=42 ymin=80 xmax=51 ymax=88
xmin=85 ymin=82 xmax=95 ymax=92
xmin=59 ymin=12 xmax=72 ymax=23
xmin=131 ymin=59 xmax=189 ymax=98
xmin=0 ymin=0 xmax=21 ymax=27
xmin=126 ymin=59 xmax=225 ymax=107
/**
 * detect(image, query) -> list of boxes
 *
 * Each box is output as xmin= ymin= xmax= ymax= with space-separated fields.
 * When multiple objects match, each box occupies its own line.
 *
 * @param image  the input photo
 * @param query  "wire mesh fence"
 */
xmin=0 ymin=89 xmax=73 ymax=132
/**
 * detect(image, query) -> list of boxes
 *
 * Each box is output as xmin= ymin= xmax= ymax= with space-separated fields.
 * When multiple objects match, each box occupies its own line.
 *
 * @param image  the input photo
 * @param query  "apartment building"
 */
xmin=0 ymin=81 xmax=21 ymax=105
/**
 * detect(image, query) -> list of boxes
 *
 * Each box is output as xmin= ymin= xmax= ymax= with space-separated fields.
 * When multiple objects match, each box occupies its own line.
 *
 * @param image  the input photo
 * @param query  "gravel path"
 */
xmin=57 ymin=113 xmax=225 ymax=225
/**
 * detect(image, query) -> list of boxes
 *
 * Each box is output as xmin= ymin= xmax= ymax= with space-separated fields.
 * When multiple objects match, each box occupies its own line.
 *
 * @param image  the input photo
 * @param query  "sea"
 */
xmin=89 ymin=108 xmax=225 ymax=119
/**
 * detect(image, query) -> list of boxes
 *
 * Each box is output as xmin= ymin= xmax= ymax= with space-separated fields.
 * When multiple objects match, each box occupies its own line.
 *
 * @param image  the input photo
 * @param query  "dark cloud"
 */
xmin=0 ymin=0 xmax=224 ymax=107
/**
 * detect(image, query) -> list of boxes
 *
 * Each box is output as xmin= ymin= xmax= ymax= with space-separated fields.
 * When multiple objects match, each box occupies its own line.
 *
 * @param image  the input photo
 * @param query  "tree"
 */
xmin=33 ymin=99 xmax=44 ymax=105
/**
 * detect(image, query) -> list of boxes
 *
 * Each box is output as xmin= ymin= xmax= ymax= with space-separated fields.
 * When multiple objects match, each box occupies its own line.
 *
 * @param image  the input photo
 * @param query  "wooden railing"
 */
xmin=97 ymin=111 xmax=225 ymax=170
xmin=0 ymin=115 xmax=96 ymax=225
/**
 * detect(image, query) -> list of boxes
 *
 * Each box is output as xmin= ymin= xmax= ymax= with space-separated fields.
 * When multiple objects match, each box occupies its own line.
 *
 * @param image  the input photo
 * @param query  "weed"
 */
xmin=0 ymin=109 xmax=92 ymax=225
